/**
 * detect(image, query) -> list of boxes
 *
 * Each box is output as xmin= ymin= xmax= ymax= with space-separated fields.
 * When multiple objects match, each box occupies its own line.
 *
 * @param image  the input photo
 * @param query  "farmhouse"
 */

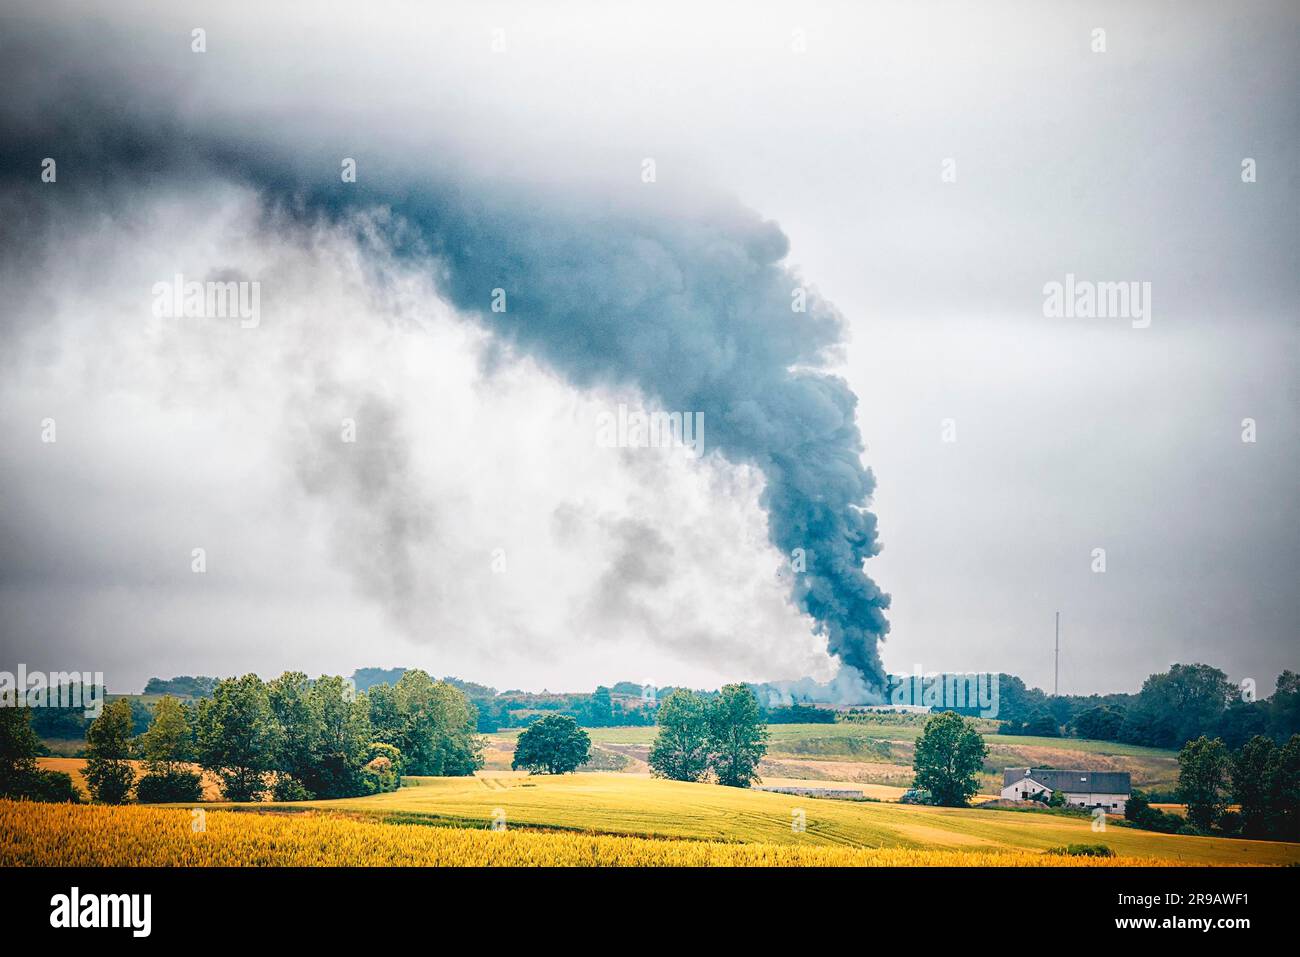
xmin=1001 ymin=768 xmax=1131 ymax=814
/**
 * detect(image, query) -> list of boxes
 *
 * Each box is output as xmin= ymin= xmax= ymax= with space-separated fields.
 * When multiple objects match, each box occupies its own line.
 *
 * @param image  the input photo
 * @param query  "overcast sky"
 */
xmin=1 ymin=0 xmax=1296 ymax=696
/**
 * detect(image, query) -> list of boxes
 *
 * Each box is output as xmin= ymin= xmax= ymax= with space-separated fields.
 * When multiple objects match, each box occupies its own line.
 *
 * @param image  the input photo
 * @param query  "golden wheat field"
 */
xmin=0 ymin=800 xmax=1190 ymax=867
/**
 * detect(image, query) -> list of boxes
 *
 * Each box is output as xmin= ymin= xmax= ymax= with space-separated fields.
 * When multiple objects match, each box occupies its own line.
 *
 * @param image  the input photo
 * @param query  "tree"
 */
xmin=1070 ymin=705 xmax=1124 ymax=741
xmin=1231 ymin=735 xmax=1278 ymax=837
xmin=425 ymin=680 xmax=483 ymax=776
xmin=1266 ymin=734 xmax=1300 ymax=841
xmin=136 ymin=695 xmax=202 ymax=803
xmin=268 ymin=671 xmax=320 ymax=798
xmin=1121 ymin=664 xmax=1235 ymax=749
xmin=1124 ymin=787 xmax=1151 ymax=823
xmin=1177 ymin=735 xmax=1229 ymax=830
xmin=138 ymin=695 xmax=193 ymax=775
xmin=588 ymin=686 xmax=614 ymax=727
xmin=195 ymin=674 xmax=278 ymax=801
xmin=648 ymin=689 xmax=712 ymax=782
xmin=512 ymin=715 xmax=590 ymax=774
xmin=911 ymin=711 xmax=988 ymax=807
xmin=0 ymin=697 xmax=42 ymax=796
xmin=1024 ymin=709 xmax=1060 ymax=737
xmin=373 ymin=670 xmax=482 ymax=777
xmin=1123 ymin=787 xmax=1182 ymax=834
xmin=365 ymin=682 xmax=403 ymax=749
xmin=1269 ymin=672 xmax=1300 ymax=742
xmin=304 ymin=675 xmax=372 ymax=798
xmin=0 ymin=698 xmax=82 ymax=803
xmin=707 ymin=684 xmax=768 ymax=788
xmin=85 ymin=698 xmax=136 ymax=804
xmin=1217 ymin=699 xmax=1269 ymax=750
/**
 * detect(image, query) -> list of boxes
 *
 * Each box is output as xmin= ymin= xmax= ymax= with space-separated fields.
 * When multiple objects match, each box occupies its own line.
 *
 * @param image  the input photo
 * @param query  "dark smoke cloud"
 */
xmin=0 ymin=29 xmax=891 ymax=690
xmin=409 ymin=188 xmax=893 ymax=687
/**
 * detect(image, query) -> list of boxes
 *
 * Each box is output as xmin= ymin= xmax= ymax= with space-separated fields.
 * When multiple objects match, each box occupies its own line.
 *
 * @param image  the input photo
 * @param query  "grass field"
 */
xmin=28 ymin=720 xmax=1267 ymax=867
xmin=0 ymin=800 xmax=1184 ymax=867
xmin=486 ymin=721 xmax=1181 ymax=792
xmin=18 ymin=763 xmax=1298 ymax=866
xmin=214 ymin=772 xmax=1300 ymax=865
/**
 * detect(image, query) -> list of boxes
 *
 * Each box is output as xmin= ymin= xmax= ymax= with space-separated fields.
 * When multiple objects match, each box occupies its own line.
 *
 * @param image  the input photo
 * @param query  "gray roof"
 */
xmin=1002 ymin=768 xmax=1131 ymax=794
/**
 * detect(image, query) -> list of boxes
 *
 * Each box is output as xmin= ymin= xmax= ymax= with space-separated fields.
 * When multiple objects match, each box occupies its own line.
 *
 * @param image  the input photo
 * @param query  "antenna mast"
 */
xmin=1054 ymin=611 xmax=1060 ymax=696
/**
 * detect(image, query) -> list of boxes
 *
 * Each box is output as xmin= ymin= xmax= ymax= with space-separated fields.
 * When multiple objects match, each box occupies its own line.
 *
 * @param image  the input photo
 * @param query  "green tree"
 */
xmin=0 ymin=698 xmax=42 ymax=796
xmin=426 ymin=680 xmax=483 ymax=775
xmin=1268 ymin=671 xmax=1300 ymax=742
xmin=365 ymin=682 xmax=403 ymax=749
xmin=195 ymin=674 xmax=278 ymax=801
xmin=1177 ymin=735 xmax=1229 ymax=830
xmin=1124 ymin=787 xmax=1151 ymax=823
xmin=268 ymin=671 xmax=320 ymax=797
xmin=512 ymin=714 xmax=590 ymax=774
xmin=85 ymin=698 xmax=136 ymax=804
xmin=1070 ymin=705 xmax=1124 ymax=741
xmin=138 ymin=695 xmax=193 ymax=775
xmin=1266 ymin=734 xmax=1300 ymax=841
xmin=707 ymin=684 xmax=768 ymax=788
xmin=0 ymin=698 xmax=82 ymax=803
xmin=1231 ymin=735 xmax=1278 ymax=837
xmin=1121 ymin=664 xmax=1235 ymax=748
xmin=1217 ymin=698 xmax=1269 ymax=750
xmin=380 ymin=670 xmax=483 ymax=776
xmin=136 ymin=695 xmax=202 ymax=803
xmin=648 ymin=689 xmax=712 ymax=782
xmin=304 ymin=675 xmax=373 ymax=797
xmin=1024 ymin=709 xmax=1060 ymax=737
xmin=588 ymin=686 xmax=614 ymax=726
xmin=911 ymin=711 xmax=988 ymax=807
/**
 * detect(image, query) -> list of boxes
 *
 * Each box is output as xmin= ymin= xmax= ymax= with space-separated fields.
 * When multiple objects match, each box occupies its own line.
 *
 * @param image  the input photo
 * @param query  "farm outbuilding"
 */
xmin=1001 ymin=768 xmax=1131 ymax=815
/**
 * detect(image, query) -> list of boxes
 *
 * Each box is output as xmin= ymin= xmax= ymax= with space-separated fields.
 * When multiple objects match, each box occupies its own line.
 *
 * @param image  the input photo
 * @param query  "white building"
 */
xmin=1001 ymin=768 xmax=1131 ymax=815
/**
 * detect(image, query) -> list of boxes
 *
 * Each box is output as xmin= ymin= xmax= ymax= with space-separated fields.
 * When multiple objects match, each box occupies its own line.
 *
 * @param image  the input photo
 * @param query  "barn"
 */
xmin=1001 ymin=768 xmax=1131 ymax=814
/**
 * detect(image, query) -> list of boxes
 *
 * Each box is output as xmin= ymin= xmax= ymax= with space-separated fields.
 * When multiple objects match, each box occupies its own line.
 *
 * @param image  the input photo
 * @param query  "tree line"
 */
xmin=1143 ymin=732 xmax=1300 ymax=840
xmin=994 ymin=664 xmax=1299 ymax=751
xmin=1 ymin=669 xmax=482 ymax=804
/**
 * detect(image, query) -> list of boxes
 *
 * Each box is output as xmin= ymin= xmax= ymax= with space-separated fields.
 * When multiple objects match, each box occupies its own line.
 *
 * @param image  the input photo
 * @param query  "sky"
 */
xmin=0 ymin=0 xmax=1296 ymax=696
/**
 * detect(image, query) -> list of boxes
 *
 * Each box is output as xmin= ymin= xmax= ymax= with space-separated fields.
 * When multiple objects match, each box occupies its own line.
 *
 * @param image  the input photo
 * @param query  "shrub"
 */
xmin=1046 ymin=843 xmax=1115 ymax=857
xmin=271 ymin=776 xmax=315 ymax=801
xmin=1216 ymin=810 xmax=1242 ymax=835
xmin=136 ymin=770 xmax=203 ymax=804
xmin=11 ymin=770 xmax=83 ymax=803
xmin=84 ymin=760 xmax=135 ymax=805
xmin=361 ymin=743 xmax=403 ymax=794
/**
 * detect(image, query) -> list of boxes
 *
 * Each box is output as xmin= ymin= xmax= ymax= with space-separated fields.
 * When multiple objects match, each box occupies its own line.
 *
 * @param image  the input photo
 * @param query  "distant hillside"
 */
xmin=142 ymin=675 xmax=217 ymax=698
xmin=350 ymin=668 xmax=408 ymax=693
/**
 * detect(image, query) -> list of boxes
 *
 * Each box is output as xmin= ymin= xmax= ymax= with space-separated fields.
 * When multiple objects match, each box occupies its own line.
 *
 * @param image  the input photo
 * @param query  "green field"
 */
xmin=564 ymin=721 xmax=1174 ymax=757
xmin=487 ymin=721 xmax=1181 ymax=792
xmin=226 ymin=772 xmax=1300 ymax=866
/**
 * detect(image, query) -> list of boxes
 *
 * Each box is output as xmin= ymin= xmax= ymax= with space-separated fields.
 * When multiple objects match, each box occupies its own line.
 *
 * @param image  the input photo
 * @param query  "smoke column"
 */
xmin=0 ymin=35 xmax=892 ymax=692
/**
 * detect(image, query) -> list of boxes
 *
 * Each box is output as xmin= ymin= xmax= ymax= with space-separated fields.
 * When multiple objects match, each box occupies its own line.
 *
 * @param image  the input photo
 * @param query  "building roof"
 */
xmin=1002 ymin=768 xmax=1131 ymax=794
